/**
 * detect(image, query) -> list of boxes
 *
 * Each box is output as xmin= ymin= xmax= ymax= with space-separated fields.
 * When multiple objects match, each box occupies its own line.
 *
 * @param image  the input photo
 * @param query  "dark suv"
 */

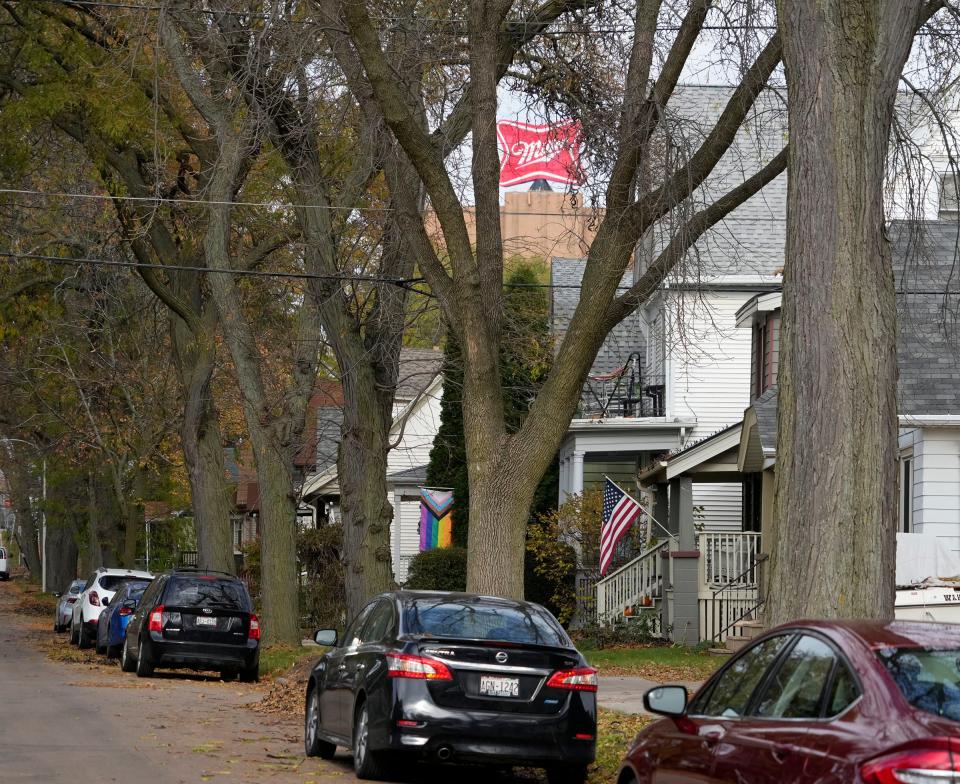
xmin=120 ymin=569 xmax=260 ymax=682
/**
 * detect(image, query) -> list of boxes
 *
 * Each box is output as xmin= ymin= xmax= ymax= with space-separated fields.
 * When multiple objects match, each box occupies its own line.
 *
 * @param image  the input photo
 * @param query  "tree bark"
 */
xmin=171 ymin=313 xmax=235 ymax=574
xmin=768 ymin=0 xmax=927 ymax=624
xmin=338 ymin=362 xmax=398 ymax=619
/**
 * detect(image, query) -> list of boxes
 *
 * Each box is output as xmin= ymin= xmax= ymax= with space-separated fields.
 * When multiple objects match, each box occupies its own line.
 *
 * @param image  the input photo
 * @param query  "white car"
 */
xmin=0 ymin=546 xmax=9 ymax=580
xmin=71 ymin=567 xmax=153 ymax=648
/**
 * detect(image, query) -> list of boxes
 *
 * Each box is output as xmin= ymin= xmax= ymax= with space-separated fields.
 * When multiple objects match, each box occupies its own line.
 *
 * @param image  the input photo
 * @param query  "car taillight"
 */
xmin=386 ymin=653 xmax=453 ymax=681
xmin=248 ymin=614 xmax=260 ymax=641
xmin=546 ymin=667 xmax=598 ymax=692
xmin=89 ymin=591 xmax=100 ymax=607
xmin=67 ymin=597 xmax=77 ymax=604
xmin=118 ymin=607 xmax=133 ymax=617
xmin=861 ymin=739 xmax=960 ymax=784
xmin=148 ymin=605 xmax=165 ymax=633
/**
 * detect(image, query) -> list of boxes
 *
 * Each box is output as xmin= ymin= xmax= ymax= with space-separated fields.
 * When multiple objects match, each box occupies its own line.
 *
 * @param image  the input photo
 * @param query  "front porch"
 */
xmin=592 ymin=422 xmax=766 ymax=645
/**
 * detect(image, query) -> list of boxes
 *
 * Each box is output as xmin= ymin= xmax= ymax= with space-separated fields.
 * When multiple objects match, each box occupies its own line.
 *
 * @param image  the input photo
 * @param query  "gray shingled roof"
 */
xmin=396 ymin=348 xmax=443 ymax=402
xmin=388 ymin=464 xmax=429 ymax=485
xmin=891 ymin=220 xmax=960 ymax=416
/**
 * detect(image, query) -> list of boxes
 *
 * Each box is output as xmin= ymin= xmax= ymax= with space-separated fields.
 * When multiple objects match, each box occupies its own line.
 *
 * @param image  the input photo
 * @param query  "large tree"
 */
xmin=340 ymin=0 xmax=789 ymax=597
xmin=767 ymin=0 xmax=950 ymax=623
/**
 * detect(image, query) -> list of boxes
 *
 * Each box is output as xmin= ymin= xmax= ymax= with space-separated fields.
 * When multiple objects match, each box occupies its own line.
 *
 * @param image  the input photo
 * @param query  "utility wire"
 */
xmin=0 ymin=251 xmax=423 ymax=288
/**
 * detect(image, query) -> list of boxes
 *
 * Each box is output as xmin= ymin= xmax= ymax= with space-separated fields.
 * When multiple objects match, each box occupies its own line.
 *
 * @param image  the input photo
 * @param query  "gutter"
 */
xmin=899 ymin=415 xmax=960 ymax=427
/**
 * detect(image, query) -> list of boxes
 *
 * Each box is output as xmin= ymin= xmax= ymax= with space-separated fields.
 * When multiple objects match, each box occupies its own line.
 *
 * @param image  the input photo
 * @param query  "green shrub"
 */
xmin=404 ymin=546 xmax=468 ymax=591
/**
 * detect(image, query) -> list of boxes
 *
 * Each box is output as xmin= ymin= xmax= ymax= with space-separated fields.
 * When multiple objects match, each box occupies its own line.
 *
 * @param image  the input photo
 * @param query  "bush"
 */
xmin=573 ymin=614 xmax=665 ymax=649
xmin=404 ymin=546 xmax=468 ymax=591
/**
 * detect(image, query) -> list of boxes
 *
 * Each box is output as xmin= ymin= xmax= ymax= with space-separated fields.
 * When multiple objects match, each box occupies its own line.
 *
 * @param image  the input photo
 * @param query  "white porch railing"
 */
xmin=595 ymin=539 xmax=670 ymax=623
xmin=699 ymin=531 xmax=761 ymax=587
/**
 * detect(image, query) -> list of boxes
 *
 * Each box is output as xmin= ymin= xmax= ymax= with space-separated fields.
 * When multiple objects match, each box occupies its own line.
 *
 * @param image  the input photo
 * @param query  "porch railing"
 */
xmin=595 ymin=539 xmax=670 ymax=624
xmin=699 ymin=531 xmax=761 ymax=587
xmin=699 ymin=555 xmax=767 ymax=643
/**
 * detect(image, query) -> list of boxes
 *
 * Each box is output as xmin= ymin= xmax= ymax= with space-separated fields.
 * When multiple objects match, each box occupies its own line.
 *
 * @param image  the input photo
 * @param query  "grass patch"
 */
xmin=588 ymin=709 xmax=649 ymax=784
xmin=582 ymin=644 xmax=720 ymax=682
xmin=259 ymin=644 xmax=324 ymax=678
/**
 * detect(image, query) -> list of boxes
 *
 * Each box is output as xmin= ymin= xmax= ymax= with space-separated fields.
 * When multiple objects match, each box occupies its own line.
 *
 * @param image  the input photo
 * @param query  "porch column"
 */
xmin=570 ymin=451 xmax=585 ymax=496
xmin=558 ymin=457 xmax=569 ymax=505
xmin=668 ymin=477 xmax=700 ymax=645
xmin=669 ymin=477 xmax=695 ymax=550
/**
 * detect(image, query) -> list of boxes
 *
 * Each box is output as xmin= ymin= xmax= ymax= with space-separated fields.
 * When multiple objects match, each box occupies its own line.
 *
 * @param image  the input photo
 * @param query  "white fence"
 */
xmin=699 ymin=532 xmax=761 ymax=587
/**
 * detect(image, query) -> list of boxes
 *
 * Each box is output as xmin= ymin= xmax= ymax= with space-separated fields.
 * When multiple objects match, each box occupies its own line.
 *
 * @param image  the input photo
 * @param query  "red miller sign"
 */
xmin=496 ymin=119 xmax=584 ymax=187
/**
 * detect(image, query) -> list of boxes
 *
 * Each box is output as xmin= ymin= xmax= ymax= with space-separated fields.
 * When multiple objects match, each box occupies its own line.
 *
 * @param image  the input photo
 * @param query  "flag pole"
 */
xmin=604 ymin=476 xmax=677 ymax=543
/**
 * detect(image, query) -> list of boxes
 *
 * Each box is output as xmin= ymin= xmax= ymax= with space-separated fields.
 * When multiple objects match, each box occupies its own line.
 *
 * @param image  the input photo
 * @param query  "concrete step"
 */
xmin=733 ymin=620 xmax=766 ymax=640
xmin=724 ymin=636 xmax=750 ymax=653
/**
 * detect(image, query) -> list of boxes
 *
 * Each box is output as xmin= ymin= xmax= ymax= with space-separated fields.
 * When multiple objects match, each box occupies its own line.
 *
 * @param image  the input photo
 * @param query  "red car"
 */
xmin=619 ymin=620 xmax=960 ymax=783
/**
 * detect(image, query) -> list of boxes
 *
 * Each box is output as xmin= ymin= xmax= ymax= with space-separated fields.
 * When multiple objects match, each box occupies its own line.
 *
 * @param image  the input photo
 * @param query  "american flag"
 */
xmin=600 ymin=478 xmax=645 ymax=575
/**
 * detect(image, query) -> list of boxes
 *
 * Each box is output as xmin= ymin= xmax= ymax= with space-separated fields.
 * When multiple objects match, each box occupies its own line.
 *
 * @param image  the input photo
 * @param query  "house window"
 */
xmin=941 ymin=172 xmax=959 ymax=215
xmin=900 ymin=454 xmax=914 ymax=533
xmin=754 ymin=312 xmax=780 ymax=397
xmin=232 ymin=517 xmax=243 ymax=553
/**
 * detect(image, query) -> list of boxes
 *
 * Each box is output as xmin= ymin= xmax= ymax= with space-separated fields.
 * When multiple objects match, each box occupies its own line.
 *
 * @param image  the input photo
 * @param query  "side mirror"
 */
xmin=102 ymin=597 xmax=110 ymax=607
xmin=644 ymin=685 xmax=688 ymax=717
xmin=53 ymin=592 xmax=62 ymax=598
xmin=314 ymin=629 xmax=338 ymax=647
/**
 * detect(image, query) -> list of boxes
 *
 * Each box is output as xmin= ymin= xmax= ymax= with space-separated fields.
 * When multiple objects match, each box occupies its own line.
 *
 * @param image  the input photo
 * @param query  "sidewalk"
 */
xmin=597 ymin=675 xmax=704 ymax=715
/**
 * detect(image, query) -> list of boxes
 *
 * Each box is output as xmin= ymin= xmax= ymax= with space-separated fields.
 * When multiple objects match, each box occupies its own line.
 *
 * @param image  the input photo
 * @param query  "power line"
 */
xmin=1 ymin=251 xmax=422 ymax=287
xmin=0 ymin=187 xmax=791 ymax=222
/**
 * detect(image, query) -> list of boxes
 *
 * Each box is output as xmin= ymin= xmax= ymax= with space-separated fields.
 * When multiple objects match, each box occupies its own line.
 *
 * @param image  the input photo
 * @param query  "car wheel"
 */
xmin=106 ymin=644 xmax=120 ymax=660
xmin=95 ymin=635 xmax=106 ymax=655
xmin=546 ymin=765 xmax=589 ymax=784
xmin=78 ymin=621 xmax=92 ymax=649
xmin=305 ymin=686 xmax=337 ymax=760
xmin=120 ymin=639 xmax=136 ymax=672
xmin=70 ymin=619 xmax=79 ymax=645
xmin=220 ymin=669 xmax=238 ymax=682
xmin=239 ymin=664 xmax=259 ymax=683
xmin=135 ymin=639 xmax=154 ymax=678
xmin=353 ymin=703 xmax=390 ymax=780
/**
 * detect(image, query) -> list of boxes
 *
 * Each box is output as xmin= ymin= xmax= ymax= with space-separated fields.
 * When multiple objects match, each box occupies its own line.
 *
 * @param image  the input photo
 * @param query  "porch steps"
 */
xmin=712 ymin=619 xmax=766 ymax=656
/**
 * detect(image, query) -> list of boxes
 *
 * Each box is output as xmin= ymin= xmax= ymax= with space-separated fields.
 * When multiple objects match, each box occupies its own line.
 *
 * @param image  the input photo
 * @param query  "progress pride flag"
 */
xmin=496 ymin=119 xmax=584 ymax=187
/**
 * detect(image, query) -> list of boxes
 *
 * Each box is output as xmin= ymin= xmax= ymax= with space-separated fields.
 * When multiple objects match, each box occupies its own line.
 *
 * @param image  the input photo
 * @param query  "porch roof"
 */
xmin=561 ymin=417 xmax=696 ymax=457
xmin=637 ymin=422 xmax=743 ymax=484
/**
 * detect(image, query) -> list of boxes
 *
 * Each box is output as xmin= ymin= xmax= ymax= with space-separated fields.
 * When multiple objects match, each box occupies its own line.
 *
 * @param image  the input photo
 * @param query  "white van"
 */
xmin=0 ymin=546 xmax=9 ymax=580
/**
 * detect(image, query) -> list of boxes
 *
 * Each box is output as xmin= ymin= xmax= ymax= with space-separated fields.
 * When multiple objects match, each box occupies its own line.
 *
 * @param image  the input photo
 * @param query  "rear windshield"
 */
xmin=99 ymin=575 xmax=149 ymax=591
xmin=163 ymin=576 xmax=250 ymax=611
xmin=70 ymin=581 xmax=86 ymax=594
xmin=119 ymin=582 xmax=150 ymax=600
xmin=878 ymin=647 xmax=960 ymax=722
xmin=402 ymin=598 xmax=570 ymax=647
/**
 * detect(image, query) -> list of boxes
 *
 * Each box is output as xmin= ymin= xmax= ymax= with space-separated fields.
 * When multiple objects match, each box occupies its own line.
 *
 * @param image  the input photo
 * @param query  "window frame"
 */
xmin=900 ymin=451 xmax=914 ymax=534
xmin=358 ymin=599 xmax=396 ymax=646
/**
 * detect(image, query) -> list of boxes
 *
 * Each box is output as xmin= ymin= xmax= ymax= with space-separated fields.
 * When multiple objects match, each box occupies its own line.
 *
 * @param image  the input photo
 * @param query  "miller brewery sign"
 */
xmin=496 ymin=119 xmax=583 ymax=187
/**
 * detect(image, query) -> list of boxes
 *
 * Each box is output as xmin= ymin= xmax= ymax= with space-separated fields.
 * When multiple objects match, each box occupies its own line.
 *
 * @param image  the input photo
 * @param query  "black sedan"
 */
xmin=304 ymin=590 xmax=597 ymax=783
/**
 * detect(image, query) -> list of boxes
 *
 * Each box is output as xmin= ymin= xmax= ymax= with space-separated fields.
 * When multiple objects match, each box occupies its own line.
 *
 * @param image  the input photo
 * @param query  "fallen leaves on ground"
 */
xmin=597 ymin=661 xmax=715 ymax=681
xmin=590 ymin=709 xmax=650 ymax=784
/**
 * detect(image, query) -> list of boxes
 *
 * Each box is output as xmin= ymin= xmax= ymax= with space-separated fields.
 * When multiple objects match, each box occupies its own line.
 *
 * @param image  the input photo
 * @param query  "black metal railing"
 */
xmin=700 ymin=554 xmax=767 ymax=643
xmin=580 ymin=356 xmax=666 ymax=419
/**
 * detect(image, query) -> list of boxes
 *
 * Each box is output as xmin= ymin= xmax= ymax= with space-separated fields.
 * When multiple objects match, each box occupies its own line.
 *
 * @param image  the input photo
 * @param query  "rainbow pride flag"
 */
xmin=419 ymin=488 xmax=454 ymax=551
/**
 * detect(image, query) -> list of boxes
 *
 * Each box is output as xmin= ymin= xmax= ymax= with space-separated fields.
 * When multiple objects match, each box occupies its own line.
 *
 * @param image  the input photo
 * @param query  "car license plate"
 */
xmin=195 ymin=616 xmax=217 ymax=626
xmin=479 ymin=675 xmax=520 ymax=697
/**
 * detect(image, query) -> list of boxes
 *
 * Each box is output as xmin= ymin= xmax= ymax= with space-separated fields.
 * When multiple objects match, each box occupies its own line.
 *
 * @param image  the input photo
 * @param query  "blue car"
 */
xmin=96 ymin=579 xmax=151 ymax=658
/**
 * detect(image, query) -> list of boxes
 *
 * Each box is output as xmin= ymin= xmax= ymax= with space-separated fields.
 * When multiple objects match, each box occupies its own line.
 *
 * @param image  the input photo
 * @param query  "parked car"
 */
xmin=303 ymin=590 xmax=597 ymax=783
xmin=620 ymin=619 xmax=960 ymax=783
xmin=120 ymin=568 xmax=259 ymax=682
xmin=0 ymin=545 xmax=9 ymax=580
xmin=70 ymin=568 xmax=153 ymax=648
xmin=53 ymin=579 xmax=87 ymax=632
xmin=96 ymin=579 xmax=151 ymax=657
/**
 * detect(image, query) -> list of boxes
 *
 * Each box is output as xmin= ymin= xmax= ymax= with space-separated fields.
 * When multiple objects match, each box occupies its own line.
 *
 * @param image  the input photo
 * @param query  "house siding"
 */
xmin=694 ymin=483 xmax=744 ymax=533
xmin=386 ymin=381 xmax=443 ymax=475
xmin=909 ymin=427 xmax=960 ymax=553
xmin=391 ymin=490 xmax=423 ymax=584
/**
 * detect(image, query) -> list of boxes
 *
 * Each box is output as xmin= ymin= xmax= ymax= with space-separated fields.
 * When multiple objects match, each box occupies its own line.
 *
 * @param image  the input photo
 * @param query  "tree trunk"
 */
xmin=338 ymin=364 xmax=397 ymax=619
xmin=250 ymin=439 xmax=301 ymax=644
xmin=46 ymin=516 xmax=79 ymax=593
xmin=768 ymin=0 xmax=925 ymax=624
xmin=171 ymin=315 xmax=235 ymax=574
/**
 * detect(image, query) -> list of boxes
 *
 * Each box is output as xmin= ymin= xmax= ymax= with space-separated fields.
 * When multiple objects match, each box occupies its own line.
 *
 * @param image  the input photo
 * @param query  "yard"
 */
xmin=582 ymin=644 xmax=721 ymax=682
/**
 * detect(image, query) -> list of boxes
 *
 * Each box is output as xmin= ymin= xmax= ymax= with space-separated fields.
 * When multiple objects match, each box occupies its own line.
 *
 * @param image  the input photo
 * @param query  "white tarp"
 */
xmin=896 ymin=532 xmax=960 ymax=586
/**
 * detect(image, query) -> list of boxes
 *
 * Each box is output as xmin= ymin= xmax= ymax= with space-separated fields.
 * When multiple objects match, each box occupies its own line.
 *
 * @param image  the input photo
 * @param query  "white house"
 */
xmin=300 ymin=349 xmax=443 ymax=583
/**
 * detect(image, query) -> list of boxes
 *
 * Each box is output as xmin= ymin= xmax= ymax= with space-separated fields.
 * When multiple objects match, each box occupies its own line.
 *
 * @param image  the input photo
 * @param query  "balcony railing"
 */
xmin=579 ymin=353 xmax=666 ymax=419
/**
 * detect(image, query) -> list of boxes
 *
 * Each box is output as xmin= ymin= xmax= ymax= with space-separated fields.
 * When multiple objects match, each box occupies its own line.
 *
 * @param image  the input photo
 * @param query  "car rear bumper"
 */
xmin=148 ymin=634 xmax=259 ymax=670
xmin=379 ymin=682 xmax=597 ymax=766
